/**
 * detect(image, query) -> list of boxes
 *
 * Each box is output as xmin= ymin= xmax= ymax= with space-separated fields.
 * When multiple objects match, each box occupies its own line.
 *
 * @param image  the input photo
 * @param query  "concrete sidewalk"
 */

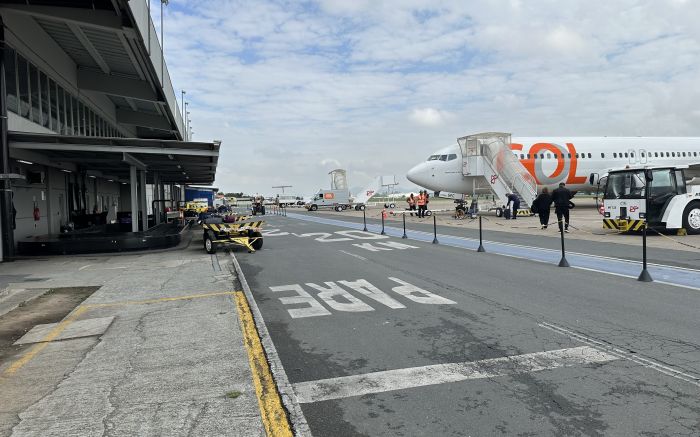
xmin=0 ymin=243 xmax=272 ymax=436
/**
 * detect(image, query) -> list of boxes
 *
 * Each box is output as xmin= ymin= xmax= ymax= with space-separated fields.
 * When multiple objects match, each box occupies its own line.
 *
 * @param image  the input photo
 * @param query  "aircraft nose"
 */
xmin=406 ymin=162 xmax=428 ymax=186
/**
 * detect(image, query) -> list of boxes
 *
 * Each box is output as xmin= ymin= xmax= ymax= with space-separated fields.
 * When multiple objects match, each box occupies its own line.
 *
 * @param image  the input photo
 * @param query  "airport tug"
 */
xmin=599 ymin=166 xmax=700 ymax=234
xmin=202 ymin=215 xmax=264 ymax=254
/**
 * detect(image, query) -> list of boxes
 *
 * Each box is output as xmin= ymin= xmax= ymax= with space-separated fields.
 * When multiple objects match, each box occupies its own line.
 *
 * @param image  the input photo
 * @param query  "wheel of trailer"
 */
xmin=334 ymin=205 xmax=342 ymax=212
xmin=309 ymin=204 xmax=318 ymax=211
xmin=204 ymin=234 xmax=216 ymax=254
xmin=425 ymin=210 xmax=432 ymax=217
xmin=495 ymin=207 xmax=503 ymax=217
xmin=358 ymin=205 xmax=366 ymax=211
xmin=682 ymin=201 xmax=700 ymax=234
xmin=250 ymin=231 xmax=263 ymax=250
xmin=389 ymin=203 xmax=396 ymax=209
xmin=341 ymin=204 xmax=348 ymax=210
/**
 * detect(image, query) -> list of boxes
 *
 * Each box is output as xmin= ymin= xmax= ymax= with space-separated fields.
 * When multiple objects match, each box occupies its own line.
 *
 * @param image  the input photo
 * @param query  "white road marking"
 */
xmin=338 ymin=279 xmax=406 ymax=309
xmin=376 ymin=241 xmax=419 ymax=250
xmin=338 ymin=250 xmax=368 ymax=261
xmin=539 ymin=322 xmax=700 ymax=387
xmin=388 ymin=277 xmax=456 ymax=305
xmin=292 ymin=346 xmax=618 ymax=403
xmin=353 ymin=242 xmax=393 ymax=252
xmin=269 ymin=284 xmax=331 ymax=318
xmin=307 ymin=282 xmax=374 ymax=313
xmin=78 ymin=264 xmax=91 ymax=271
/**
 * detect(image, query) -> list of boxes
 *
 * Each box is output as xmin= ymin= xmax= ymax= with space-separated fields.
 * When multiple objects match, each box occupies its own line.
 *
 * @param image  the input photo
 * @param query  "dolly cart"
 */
xmin=202 ymin=219 xmax=265 ymax=254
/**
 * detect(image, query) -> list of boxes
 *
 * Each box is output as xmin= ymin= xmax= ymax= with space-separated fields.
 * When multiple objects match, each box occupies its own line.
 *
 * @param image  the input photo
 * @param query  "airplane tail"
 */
xmin=353 ymin=176 xmax=381 ymax=205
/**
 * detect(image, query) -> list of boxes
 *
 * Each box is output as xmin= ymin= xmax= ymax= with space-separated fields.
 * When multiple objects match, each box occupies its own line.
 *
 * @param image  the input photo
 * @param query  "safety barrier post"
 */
xmin=402 ymin=213 xmax=407 ymax=239
xmin=558 ymin=219 xmax=570 ymax=267
xmin=477 ymin=215 xmax=485 ymax=252
xmin=381 ymin=212 xmax=386 ymax=235
xmin=638 ymin=222 xmax=653 ymax=282
xmin=363 ymin=208 xmax=368 ymax=232
xmin=432 ymin=213 xmax=438 ymax=244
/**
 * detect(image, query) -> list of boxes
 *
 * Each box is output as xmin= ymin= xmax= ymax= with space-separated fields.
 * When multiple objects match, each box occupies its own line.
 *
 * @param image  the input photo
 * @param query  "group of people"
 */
xmin=405 ymin=191 xmax=430 ymax=218
xmin=531 ymin=182 xmax=574 ymax=232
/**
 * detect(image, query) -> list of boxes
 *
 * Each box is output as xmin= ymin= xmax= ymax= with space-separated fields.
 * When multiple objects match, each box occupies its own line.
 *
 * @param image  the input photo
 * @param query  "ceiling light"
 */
xmin=18 ymin=160 xmax=33 ymax=165
xmin=61 ymin=169 xmax=72 ymax=173
xmin=108 ymin=179 xmax=114 ymax=182
xmin=168 ymin=154 xmax=174 ymax=160
xmin=88 ymin=175 xmax=96 ymax=178
xmin=177 ymin=165 xmax=181 ymax=169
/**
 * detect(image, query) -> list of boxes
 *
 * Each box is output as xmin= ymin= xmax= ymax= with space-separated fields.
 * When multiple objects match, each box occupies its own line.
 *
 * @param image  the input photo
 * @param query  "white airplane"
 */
xmin=406 ymin=137 xmax=700 ymax=195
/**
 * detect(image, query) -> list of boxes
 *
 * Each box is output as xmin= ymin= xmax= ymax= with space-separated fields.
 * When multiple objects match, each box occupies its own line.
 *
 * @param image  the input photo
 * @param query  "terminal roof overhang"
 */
xmin=0 ymin=0 xmax=186 ymax=140
xmin=9 ymin=132 xmax=219 ymax=185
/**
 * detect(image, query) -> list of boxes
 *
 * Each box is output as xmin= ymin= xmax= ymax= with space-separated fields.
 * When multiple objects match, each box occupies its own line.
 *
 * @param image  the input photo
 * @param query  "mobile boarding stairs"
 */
xmin=457 ymin=132 xmax=537 ymax=214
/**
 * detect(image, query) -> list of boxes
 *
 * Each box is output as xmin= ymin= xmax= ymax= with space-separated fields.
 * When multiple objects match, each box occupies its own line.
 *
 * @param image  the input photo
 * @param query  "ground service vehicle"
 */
xmin=305 ymin=189 xmax=351 ymax=211
xmin=600 ymin=166 xmax=700 ymax=234
xmin=202 ymin=217 xmax=264 ymax=253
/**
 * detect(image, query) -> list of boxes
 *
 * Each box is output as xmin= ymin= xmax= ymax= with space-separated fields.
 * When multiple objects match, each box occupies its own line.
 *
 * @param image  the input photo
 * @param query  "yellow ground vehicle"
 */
xmin=180 ymin=201 xmax=209 ymax=219
xmin=202 ymin=218 xmax=264 ymax=253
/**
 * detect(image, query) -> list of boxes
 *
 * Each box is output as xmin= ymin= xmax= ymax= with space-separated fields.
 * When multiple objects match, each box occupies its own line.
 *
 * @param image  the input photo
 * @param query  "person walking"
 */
xmin=406 ymin=193 xmax=416 ymax=216
xmin=506 ymin=193 xmax=520 ymax=219
xmin=416 ymin=190 xmax=426 ymax=218
xmin=424 ymin=191 xmax=430 ymax=216
xmin=533 ymin=187 xmax=553 ymax=229
xmin=551 ymin=182 xmax=573 ymax=232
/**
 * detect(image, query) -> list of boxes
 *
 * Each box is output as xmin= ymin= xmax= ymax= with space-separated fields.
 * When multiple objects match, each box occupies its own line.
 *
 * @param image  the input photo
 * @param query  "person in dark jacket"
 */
xmin=551 ymin=182 xmax=573 ymax=232
xmin=506 ymin=193 xmax=520 ymax=219
xmin=533 ymin=187 xmax=553 ymax=229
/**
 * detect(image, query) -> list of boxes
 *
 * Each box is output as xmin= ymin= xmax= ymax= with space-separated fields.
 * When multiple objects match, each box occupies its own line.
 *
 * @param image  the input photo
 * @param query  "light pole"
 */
xmin=184 ymin=103 xmax=188 ymax=140
xmin=180 ymin=90 xmax=185 ymax=139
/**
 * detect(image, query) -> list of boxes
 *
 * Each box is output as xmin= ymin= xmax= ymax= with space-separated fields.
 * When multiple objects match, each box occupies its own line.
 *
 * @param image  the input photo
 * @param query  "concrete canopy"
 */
xmin=9 ymin=132 xmax=219 ymax=185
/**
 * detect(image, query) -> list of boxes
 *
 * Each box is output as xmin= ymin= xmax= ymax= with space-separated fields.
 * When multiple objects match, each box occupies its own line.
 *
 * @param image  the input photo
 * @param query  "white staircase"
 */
xmin=457 ymin=132 xmax=537 ymax=207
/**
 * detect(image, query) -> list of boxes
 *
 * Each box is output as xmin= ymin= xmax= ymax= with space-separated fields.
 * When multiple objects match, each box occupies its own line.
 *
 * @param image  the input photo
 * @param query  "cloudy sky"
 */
xmin=154 ymin=0 xmax=700 ymax=195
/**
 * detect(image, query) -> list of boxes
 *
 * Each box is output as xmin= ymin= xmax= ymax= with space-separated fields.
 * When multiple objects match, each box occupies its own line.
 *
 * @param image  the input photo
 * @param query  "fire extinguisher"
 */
xmin=33 ymin=202 xmax=41 ymax=221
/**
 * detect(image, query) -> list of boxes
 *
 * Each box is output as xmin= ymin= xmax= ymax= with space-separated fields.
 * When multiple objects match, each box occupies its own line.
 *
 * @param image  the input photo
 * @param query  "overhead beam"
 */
xmin=122 ymin=152 xmax=147 ymax=170
xmin=116 ymin=108 xmax=171 ymax=131
xmin=10 ymin=142 xmax=220 ymax=157
xmin=68 ymin=23 xmax=110 ymax=74
xmin=77 ymin=70 xmax=159 ymax=102
xmin=0 ymin=5 xmax=124 ymax=32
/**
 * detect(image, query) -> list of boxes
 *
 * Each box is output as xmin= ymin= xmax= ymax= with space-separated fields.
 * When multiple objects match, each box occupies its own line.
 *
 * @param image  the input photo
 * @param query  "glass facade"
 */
xmin=3 ymin=46 xmax=122 ymax=137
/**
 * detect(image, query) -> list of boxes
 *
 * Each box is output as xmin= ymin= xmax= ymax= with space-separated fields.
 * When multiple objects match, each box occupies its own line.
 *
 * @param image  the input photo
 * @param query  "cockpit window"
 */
xmin=427 ymin=155 xmax=440 ymax=161
xmin=439 ymin=155 xmax=448 ymax=161
xmin=447 ymin=154 xmax=457 ymax=161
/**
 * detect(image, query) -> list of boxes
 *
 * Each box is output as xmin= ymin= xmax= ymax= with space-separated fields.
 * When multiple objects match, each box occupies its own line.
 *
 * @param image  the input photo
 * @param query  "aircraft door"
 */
xmin=639 ymin=149 xmax=648 ymax=164
xmin=628 ymin=148 xmax=637 ymax=164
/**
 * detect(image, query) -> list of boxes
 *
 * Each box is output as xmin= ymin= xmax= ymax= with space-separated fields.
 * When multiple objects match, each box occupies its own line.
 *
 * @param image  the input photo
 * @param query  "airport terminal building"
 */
xmin=0 ymin=0 xmax=220 ymax=261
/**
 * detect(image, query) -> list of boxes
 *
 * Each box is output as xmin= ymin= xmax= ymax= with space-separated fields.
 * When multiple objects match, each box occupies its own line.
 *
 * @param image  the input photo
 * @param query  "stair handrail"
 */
xmin=480 ymin=137 xmax=537 ymax=205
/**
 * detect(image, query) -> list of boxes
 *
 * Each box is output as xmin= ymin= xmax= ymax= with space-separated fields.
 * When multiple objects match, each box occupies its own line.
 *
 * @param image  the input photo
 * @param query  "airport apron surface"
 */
xmin=236 ymin=215 xmax=700 ymax=437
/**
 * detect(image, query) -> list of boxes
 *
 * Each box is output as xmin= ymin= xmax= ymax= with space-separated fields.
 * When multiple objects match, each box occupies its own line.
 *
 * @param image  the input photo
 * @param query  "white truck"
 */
xmin=305 ymin=189 xmax=352 ymax=211
xmin=599 ymin=165 xmax=700 ymax=234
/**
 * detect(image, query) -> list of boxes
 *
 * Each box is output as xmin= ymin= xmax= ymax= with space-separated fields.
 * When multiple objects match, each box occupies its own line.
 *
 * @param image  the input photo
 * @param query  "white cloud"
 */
xmin=409 ymin=108 xmax=453 ymax=127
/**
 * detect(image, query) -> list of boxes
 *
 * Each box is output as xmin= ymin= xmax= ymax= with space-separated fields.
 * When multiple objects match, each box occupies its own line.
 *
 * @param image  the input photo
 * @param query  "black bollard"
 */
xmin=381 ymin=211 xmax=386 ymax=235
xmin=477 ymin=215 xmax=485 ymax=252
xmin=432 ymin=213 xmax=438 ymax=244
xmin=363 ymin=208 xmax=368 ymax=232
xmin=402 ymin=213 xmax=407 ymax=239
xmin=558 ymin=219 xmax=570 ymax=267
xmin=638 ymin=221 xmax=653 ymax=282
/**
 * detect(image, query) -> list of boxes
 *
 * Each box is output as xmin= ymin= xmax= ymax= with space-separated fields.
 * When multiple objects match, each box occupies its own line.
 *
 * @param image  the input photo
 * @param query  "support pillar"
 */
xmin=139 ymin=170 xmax=147 ymax=231
xmin=130 ymin=165 xmax=138 ymax=232
xmin=0 ymin=16 xmax=15 ymax=260
xmin=152 ymin=172 xmax=160 ymax=225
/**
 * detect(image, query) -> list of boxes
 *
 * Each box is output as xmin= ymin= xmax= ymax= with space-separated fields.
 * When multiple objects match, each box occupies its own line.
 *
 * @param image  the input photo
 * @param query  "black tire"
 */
xmin=250 ymin=231 xmax=263 ymax=250
xmin=335 ymin=205 xmax=342 ymax=212
xmin=425 ymin=210 xmax=432 ymax=217
xmin=682 ymin=201 xmax=700 ymax=235
xmin=358 ymin=205 xmax=366 ymax=211
xmin=341 ymin=204 xmax=348 ymax=210
xmin=389 ymin=203 xmax=396 ymax=209
xmin=310 ymin=204 xmax=318 ymax=211
xmin=204 ymin=234 xmax=216 ymax=254
xmin=495 ymin=208 xmax=503 ymax=218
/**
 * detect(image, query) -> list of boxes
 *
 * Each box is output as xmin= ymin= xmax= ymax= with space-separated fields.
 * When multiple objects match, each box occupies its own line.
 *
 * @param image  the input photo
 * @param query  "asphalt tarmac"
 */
xmin=236 ymin=214 xmax=700 ymax=436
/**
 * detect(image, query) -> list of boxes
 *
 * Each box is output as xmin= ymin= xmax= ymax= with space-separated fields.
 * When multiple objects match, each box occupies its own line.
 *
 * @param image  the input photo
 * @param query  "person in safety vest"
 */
xmin=406 ymin=193 xmax=416 ymax=216
xmin=416 ymin=190 xmax=426 ymax=218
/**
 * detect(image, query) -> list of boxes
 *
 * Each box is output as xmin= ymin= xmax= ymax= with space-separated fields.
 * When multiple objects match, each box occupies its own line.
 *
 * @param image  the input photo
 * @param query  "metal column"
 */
xmin=139 ymin=170 xmax=147 ymax=231
xmin=0 ymin=16 xmax=15 ymax=261
xmin=130 ymin=165 xmax=138 ymax=232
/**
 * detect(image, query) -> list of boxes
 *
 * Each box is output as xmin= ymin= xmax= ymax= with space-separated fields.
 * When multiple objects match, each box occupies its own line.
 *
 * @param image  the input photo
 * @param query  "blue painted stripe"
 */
xmin=285 ymin=213 xmax=700 ymax=290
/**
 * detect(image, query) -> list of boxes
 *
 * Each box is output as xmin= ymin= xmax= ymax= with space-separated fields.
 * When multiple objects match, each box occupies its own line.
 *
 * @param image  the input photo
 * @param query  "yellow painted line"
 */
xmin=234 ymin=292 xmax=293 ymax=437
xmin=86 ymin=291 xmax=239 ymax=308
xmin=2 ymin=305 xmax=89 ymax=377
